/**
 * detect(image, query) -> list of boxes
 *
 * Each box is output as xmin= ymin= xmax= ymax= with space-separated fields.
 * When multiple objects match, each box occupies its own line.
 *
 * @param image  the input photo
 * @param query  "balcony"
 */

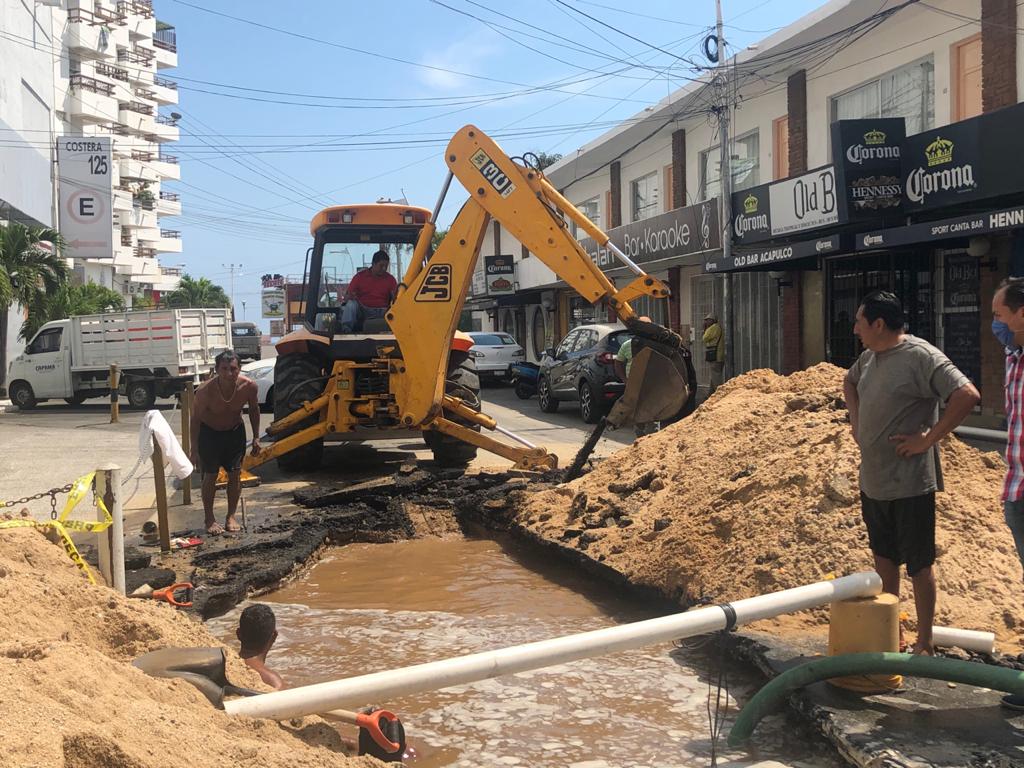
xmin=134 ymin=246 xmax=158 ymax=260
xmin=151 ymin=75 xmax=178 ymax=105
xmin=155 ymin=190 xmax=181 ymax=216
xmin=118 ymin=101 xmax=156 ymax=135
xmin=67 ymin=75 xmax=118 ymax=123
xmin=152 ymin=113 xmax=180 ymax=142
xmin=113 ymin=187 xmax=134 ymax=212
xmin=119 ymin=157 xmax=159 ymax=183
xmin=118 ymin=0 xmax=154 ymax=19
xmin=151 ymin=152 xmax=180 ymax=180
xmin=96 ymin=62 xmax=130 ymax=82
xmin=117 ymin=45 xmax=154 ymax=67
xmin=122 ymin=206 xmax=157 ymax=230
xmin=133 ymin=87 xmax=156 ymax=102
xmin=153 ymin=22 xmax=178 ymax=68
xmin=156 ymin=231 xmax=183 ymax=253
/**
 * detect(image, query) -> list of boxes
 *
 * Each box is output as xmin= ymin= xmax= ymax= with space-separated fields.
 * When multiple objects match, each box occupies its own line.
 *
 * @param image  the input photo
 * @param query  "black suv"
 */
xmin=537 ymin=323 xmax=631 ymax=423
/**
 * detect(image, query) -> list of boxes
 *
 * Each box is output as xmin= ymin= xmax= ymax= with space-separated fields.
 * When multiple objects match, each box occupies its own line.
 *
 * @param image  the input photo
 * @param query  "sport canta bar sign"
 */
xmin=902 ymin=101 xmax=1024 ymax=211
xmin=831 ymin=118 xmax=904 ymax=217
xmin=577 ymin=199 xmax=719 ymax=270
xmin=484 ymin=254 xmax=515 ymax=295
xmin=858 ymin=202 xmax=1024 ymax=250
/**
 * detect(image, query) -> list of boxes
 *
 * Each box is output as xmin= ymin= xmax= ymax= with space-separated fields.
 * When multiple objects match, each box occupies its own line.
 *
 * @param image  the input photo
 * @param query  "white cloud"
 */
xmin=417 ymin=28 xmax=504 ymax=92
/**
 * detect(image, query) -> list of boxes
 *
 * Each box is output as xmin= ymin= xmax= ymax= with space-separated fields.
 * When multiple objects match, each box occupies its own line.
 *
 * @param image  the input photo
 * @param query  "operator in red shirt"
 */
xmin=340 ymin=250 xmax=398 ymax=333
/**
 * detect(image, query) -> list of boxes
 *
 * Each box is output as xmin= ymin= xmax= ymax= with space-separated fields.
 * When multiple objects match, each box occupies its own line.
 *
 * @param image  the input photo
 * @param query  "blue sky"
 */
xmin=161 ymin=0 xmax=823 ymax=327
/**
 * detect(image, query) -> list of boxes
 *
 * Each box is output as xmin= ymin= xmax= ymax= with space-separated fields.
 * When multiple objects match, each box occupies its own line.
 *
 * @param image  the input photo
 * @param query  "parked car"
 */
xmin=467 ymin=331 xmax=525 ymax=380
xmin=242 ymin=357 xmax=275 ymax=412
xmin=232 ymin=322 xmax=261 ymax=361
xmin=537 ymin=323 xmax=630 ymax=423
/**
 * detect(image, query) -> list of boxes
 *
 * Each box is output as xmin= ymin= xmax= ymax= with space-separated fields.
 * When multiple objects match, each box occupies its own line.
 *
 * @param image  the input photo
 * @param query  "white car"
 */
xmin=242 ymin=357 xmax=275 ymax=412
xmin=467 ymin=332 xmax=526 ymax=379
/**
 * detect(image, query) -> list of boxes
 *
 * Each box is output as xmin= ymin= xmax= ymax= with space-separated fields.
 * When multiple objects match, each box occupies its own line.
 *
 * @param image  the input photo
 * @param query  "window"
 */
xmin=556 ymin=329 xmax=581 ymax=356
xmin=952 ymin=34 xmax=982 ymax=121
xmin=575 ymin=329 xmax=599 ymax=352
xmin=773 ymin=116 xmax=789 ymax=180
xmin=28 ymin=328 xmax=62 ymax=355
xmin=700 ymin=131 xmax=759 ymax=201
xmin=571 ymin=196 xmax=601 ymax=239
xmin=830 ymin=57 xmax=934 ymax=136
xmin=631 ymin=171 xmax=659 ymax=222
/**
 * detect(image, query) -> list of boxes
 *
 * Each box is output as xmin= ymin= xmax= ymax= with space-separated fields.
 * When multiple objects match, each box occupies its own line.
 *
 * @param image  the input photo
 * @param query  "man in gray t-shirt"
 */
xmin=843 ymin=290 xmax=979 ymax=656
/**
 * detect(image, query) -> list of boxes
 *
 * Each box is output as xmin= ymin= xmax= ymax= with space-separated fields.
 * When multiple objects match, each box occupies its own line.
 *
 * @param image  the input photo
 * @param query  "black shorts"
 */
xmin=860 ymin=491 xmax=936 ymax=576
xmin=198 ymin=422 xmax=246 ymax=475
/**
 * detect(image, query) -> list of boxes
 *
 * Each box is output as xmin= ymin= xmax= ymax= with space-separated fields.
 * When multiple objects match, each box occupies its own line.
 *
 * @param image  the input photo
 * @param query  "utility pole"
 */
xmin=222 ymin=263 xmax=242 ymax=319
xmin=715 ymin=0 xmax=734 ymax=380
xmin=241 ymin=300 xmax=246 ymax=320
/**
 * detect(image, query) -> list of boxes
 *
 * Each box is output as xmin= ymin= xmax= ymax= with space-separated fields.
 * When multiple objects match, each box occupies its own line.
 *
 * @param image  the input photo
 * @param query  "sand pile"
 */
xmin=0 ymin=527 xmax=380 ymax=768
xmin=518 ymin=363 xmax=1024 ymax=648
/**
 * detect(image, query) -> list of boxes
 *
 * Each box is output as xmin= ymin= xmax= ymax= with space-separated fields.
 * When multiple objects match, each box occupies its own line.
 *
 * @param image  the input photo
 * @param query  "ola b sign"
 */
xmin=58 ymin=136 xmax=113 ymax=260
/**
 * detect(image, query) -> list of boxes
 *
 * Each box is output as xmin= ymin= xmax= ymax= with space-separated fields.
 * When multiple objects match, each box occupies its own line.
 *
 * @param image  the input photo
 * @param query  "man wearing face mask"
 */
xmin=991 ymin=277 xmax=1024 ymax=710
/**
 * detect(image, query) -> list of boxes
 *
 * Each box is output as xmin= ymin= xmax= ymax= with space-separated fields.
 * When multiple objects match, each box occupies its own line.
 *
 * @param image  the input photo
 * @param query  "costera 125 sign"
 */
xmin=902 ymin=101 xmax=1024 ymax=211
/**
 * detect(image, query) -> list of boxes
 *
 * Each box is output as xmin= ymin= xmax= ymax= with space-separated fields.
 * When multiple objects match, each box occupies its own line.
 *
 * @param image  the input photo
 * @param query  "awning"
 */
xmin=857 ymin=203 xmax=1024 ymax=250
xmin=703 ymin=233 xmax=848 ymax=273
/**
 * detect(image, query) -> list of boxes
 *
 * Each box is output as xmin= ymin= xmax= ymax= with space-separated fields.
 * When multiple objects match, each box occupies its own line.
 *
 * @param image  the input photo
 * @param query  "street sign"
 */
xmin=58 ymin=136 xmax=113 ymax=260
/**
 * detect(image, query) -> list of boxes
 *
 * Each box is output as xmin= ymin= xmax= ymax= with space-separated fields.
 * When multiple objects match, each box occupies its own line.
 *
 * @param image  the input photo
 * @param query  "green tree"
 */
xmin=431 ymin=228 xmax=448 ymax=252
xmin=0 ymin=223 xmax=69 ymax=388
xmin=530 ymin=151 xmax=562 ymax=170
xmin=165 ymin=274 xmax=230 ymax=309
xmin=21 ymin=282 xmax=126 ymax=341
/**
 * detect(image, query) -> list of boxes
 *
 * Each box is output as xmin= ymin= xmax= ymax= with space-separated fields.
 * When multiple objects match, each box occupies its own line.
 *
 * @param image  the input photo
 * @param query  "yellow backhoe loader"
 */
xmin=243 ymin=125 xmax=691 ymax=474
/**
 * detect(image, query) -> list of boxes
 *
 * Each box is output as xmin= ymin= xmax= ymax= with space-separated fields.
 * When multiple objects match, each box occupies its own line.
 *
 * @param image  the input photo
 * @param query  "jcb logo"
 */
xmin=470 ymin=149 xmax=517 ymax=199
xmin=415 ymin=264 xmax=452 ymax=302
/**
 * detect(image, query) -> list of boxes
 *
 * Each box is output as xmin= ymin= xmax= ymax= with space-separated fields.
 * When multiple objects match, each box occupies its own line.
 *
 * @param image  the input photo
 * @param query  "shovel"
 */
xmin=132 ymin=647 xmax=405 ymax=760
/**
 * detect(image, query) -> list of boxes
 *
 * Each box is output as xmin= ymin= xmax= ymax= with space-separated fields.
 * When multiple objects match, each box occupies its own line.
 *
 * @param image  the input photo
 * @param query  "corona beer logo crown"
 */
xmin=925 ymin=136 xmax=954 ymax=167
xmin=743 ymin=194 xmax=758 ymax=214
xmin=863 ymin=129 xmax=886 ymax=145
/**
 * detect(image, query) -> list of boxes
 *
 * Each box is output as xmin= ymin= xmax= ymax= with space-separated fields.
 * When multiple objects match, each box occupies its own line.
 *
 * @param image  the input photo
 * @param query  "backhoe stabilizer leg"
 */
xmin=243 ymin=420 xmax=332 ymax=471
xmin=265 ymin=394 xmax=330 ymax=437
xmin=427 ymin=417 xmax=558 ymax=471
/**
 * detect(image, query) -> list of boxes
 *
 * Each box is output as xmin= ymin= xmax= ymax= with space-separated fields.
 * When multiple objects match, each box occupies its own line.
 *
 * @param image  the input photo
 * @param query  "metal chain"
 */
xmin=1 ymin=483 xmax=75 ymax=513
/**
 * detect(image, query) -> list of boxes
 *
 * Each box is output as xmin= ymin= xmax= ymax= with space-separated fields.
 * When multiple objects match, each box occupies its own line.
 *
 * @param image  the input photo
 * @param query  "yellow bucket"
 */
xmin=827 ymin=593 xmax=903 ymax=693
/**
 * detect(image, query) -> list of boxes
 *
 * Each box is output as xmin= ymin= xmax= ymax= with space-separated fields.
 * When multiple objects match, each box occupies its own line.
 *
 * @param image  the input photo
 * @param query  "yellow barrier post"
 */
xmin=152 ymin=439 xmax=171 ymax=553
xmin=181 ymin=383 xmax=194 ymax=506
xmin=109 ymin=364 xmax=120 ymax=424
xmin=95 ymin=465 xmax=125 ymax=594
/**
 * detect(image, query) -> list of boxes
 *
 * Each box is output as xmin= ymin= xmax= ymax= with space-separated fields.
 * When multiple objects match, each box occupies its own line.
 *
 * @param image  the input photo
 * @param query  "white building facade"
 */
xmin=468 ymin=0 xmax=1020 ymax=408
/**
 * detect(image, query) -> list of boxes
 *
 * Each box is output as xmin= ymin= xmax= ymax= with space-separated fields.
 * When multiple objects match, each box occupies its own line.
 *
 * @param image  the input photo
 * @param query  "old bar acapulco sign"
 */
xmin=577 ymin=199 xmax=720 ymax=270
xmin=732 ymin=166 xmax=844 ymax=245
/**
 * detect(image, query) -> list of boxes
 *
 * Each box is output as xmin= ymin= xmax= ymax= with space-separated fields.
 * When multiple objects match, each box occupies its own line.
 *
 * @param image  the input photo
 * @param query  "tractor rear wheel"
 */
xmin=273 ymin=352 xmax=325 ymax=472
xmin=424 ymin=355 xmax=480 ymax=468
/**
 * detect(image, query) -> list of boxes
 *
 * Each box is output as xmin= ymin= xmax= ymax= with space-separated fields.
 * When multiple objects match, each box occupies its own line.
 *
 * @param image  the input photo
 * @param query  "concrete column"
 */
xmin=982 ymin=0 xmax=1017 ymax=112
xmin=609 ymin=161 xmax=622 ymax=229
xmin=787 ymin=70 xmax=808 ymax=175
xmin=671 ymin=129 xmax=687 ymax=210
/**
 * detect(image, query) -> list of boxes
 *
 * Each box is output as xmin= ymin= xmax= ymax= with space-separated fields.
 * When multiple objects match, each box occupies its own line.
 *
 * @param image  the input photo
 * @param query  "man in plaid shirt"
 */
xmin=990 ymin=276 xmax=1024 ymax=710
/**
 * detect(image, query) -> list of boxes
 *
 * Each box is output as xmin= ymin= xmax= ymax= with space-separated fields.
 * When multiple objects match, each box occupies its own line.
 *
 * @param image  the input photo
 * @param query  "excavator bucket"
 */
xmin=606 ymin=322 xmax=690 ymax=429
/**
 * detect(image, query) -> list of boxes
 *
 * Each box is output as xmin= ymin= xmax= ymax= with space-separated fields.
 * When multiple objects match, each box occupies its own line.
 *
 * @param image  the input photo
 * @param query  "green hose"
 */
xmin=728 ymin=652 xmax=1024 ymax=746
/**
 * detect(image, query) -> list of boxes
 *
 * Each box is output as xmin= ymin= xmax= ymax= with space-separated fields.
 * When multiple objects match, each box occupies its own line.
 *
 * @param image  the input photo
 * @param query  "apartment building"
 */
xmin=0 ymin=0 xmax=183 ymax=320
xmin=469 ymin=0 xmax=1021 ymax=420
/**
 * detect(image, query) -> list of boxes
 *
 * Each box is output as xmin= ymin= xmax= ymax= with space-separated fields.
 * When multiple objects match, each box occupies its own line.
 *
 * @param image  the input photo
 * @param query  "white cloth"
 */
xmin=141 ymin=410 xmax=193 ymax=480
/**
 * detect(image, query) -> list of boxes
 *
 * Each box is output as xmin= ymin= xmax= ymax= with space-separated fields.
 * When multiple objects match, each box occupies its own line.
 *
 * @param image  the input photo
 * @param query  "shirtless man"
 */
xmin=236 ymin=603 xmax=284 ymax=689
xmin=189 ymin=349 xmax=260 ymax=535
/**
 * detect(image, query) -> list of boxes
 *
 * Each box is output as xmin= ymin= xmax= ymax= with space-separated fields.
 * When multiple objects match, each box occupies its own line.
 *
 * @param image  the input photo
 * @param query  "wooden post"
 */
xmin=181 ymin=383 xmax=194 ymax=505
xmin=109 ymin=364 xmax=120 ymax=423
xmin=152 ymin=438 xmax=171 ymax=553
xmin=96 ymin=465 xmax=126 ymax=595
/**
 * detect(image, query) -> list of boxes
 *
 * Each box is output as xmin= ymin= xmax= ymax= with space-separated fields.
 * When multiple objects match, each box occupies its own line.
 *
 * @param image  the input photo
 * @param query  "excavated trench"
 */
xmin=192 ymin=468 xmax=842 ymax=767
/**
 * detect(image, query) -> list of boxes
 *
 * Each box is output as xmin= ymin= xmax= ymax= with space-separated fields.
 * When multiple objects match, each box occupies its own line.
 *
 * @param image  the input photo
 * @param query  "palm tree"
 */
xmin=165 ymin=274 xmax=230 ymax=309
xmin=21 ymin=281 xmax=126 ymax=342
xmin=0 ymin=223 xmax=69 ymax=391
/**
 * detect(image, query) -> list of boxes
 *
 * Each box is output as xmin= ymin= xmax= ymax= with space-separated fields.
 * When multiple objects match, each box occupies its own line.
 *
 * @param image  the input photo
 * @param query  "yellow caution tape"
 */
xmin=0 ymin=471 xmax=115 ymax=584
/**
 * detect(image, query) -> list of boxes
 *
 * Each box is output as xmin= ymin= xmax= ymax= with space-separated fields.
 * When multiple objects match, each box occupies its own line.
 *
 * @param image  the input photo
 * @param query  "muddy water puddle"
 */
xmin=210 ymin=536 xmax=839 ymax=767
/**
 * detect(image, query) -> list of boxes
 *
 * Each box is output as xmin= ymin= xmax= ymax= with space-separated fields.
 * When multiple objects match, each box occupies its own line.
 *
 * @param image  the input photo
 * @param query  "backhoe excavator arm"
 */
xmin=387 ymin=124 xmax=674 ymax=429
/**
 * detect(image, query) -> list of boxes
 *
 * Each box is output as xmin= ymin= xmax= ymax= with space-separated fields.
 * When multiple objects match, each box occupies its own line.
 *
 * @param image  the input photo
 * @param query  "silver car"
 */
xmin=468 ymin=331 xmax=525 ymax=379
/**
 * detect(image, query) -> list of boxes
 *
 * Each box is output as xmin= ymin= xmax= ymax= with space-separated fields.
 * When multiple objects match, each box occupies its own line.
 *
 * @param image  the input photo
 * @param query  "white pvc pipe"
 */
xmin=933 ymin=625 xmax=996 ymax=654
xmin=225 ymin=572 xmax=882 ymax=721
